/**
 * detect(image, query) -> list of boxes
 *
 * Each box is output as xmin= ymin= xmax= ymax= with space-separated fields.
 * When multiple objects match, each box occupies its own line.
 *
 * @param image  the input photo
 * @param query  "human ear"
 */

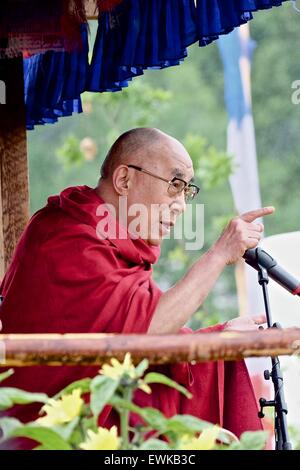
xmin=112 ymin=165 xmax=131 ymax=196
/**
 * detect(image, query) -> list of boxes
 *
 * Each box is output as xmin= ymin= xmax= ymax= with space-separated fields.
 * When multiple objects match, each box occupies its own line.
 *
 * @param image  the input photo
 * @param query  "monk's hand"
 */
xmin=213 ymin=207 xmax=275 ymax=265
xmin=224 ymin=314 xmax=267 ymax=331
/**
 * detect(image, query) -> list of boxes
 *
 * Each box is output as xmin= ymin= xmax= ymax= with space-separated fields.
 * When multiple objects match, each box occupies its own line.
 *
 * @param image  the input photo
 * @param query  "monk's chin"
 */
xmin=144 ymin=226 xmax=166 ymax=245
xmin=146 ymin=236 xmax=163 ymax=247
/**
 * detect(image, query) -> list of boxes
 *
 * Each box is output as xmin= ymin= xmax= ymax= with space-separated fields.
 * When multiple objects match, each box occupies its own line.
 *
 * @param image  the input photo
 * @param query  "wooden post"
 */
xmin=0 ymin=57 xmax=29 ymax=279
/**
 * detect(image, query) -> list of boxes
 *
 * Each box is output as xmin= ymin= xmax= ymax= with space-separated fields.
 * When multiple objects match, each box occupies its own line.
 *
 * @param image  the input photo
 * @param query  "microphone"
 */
xmin=243 ymin=247 xmax=300 ymax=296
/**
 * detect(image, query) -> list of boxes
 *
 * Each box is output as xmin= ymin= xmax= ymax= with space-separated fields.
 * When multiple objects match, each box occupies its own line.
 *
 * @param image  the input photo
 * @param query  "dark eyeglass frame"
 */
xmin=127 ymin=164 xmax=200 ymax=201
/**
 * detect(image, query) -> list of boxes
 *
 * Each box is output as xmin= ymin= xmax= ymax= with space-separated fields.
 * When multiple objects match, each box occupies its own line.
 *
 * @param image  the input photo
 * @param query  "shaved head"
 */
xmin=96 ymin=127 xmax=194 ymax=246
xmin=100 ymin=128 xmax=191 ymax=180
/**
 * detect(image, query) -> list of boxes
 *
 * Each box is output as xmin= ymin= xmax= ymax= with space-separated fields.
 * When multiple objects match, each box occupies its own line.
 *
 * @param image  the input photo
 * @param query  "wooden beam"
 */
xmin=0 ymin=57 xmax=29 ymax=279
xmin=1 ymin=328 xmax=300 ymax=367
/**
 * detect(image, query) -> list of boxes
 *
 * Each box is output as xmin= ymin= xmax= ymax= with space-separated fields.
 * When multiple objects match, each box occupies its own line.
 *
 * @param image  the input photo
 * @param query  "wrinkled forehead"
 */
xmin=156 ymin=141 xmax=194 ymax=181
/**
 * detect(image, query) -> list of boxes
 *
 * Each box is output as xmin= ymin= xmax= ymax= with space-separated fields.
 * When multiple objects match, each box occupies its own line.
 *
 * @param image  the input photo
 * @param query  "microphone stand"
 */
xmin=254 ymin=249 xmax=292 ymax=450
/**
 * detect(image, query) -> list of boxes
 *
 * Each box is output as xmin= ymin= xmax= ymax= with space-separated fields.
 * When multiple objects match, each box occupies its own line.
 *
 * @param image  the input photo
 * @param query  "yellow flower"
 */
xmin=100 ymin=353 xmax=152 ymax=394
xmin=138 ymin=380 xmax=152 ymax=394
xmin=79 ymin=426 xmax=120 ymax=450
xmin=100 ymin=353 xmax=136 ymax=380
xmin=179 ymin=426 xmax=220 ymax=450
xmin=37 ymin=389 xmax=83 ymax=427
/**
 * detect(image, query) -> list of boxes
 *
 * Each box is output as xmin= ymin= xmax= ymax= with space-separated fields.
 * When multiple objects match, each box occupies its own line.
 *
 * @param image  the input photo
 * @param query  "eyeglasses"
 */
xmin=127 ymin=165 xmax=200 ymax=202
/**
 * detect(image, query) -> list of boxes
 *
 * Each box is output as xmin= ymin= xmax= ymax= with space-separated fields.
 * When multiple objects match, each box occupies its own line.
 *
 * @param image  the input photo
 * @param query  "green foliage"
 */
xmin=164 ymin=414 xmax=221 ymax=437
xmin=134 ymin=359 xmax=149 ymax=377
xmin=144 ymin=372 xmax=192 ymax=399
xmin=226 ymin=431 xmax=269 ymax=451
xmin=0 ymin=387 xmax=48 ymax=411
xmin=288 ymin=425 xmax=300 ymax=450
xmin=0 ymin=360 xmax=267 ymax=451
xmin=138 ymin=438 xmax=171 ymax=450
xmin=90 ymin=375 xmax=119 ymax=420
xmin=187 ymin=309 xmax=224 ymax=330
xmin=183 ymin=134 xmax=234 ymax=190
xmin=0 ymin=369 xmax=14 ymax=383
xmin=53 ymin=378 xmax=92 ymax=399
xmin=0 ymin=417 xmax=23 ymax=441
xmin=12 ymin=425 xmax=72 ymax=450
xmin=81 ymin=81 xmax=172 ymax=148
xmin=56 ymin=135 xmax=84 ymax=169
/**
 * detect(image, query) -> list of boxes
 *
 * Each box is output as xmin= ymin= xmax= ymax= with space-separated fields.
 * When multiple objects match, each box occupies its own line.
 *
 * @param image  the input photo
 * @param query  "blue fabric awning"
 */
xmin=24 ymin=0 xmax=287 ymax=129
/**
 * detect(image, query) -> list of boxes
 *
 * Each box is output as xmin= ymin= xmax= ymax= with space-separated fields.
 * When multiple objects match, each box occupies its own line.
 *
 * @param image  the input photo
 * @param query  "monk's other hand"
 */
xmin=224 ymin=314 xmax=267 ymax=332
xmin=213 ymin=207 xmax=275 ymax=265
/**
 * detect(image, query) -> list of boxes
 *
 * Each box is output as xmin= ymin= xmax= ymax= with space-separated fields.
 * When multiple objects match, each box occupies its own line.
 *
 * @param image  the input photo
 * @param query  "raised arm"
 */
xmin=148 ymin=207 xmax=274 ymax=334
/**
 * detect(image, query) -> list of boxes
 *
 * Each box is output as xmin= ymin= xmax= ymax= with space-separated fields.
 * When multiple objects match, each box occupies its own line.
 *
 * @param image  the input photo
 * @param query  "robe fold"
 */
xmin=0 ymin=185 xmax=262 ymax=448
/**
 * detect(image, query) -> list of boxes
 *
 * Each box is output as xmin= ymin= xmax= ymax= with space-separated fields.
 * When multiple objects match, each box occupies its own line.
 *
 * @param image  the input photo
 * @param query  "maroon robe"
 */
xmin=0 ymin=186 xmax=262 ymax=448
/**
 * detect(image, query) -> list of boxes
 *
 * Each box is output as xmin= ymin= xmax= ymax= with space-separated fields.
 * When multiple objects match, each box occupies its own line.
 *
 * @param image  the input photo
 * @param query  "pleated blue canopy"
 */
xmin=24 ymin=0 xmax=287 ymax=129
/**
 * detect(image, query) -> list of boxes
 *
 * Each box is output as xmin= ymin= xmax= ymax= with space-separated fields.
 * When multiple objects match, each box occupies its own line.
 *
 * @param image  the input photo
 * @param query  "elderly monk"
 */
xmin=0 ymin=128 xmax=273 ymax=447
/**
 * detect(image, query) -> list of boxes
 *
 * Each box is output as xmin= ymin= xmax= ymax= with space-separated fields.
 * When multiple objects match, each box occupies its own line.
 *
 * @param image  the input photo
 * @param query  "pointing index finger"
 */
xmin=240 ymin=207 xmax=275 ymax=223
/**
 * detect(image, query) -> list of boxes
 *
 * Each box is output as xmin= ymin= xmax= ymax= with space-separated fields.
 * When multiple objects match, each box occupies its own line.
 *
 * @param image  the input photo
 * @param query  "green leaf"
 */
xmin=228 ymin=431 xmax=268 ymax=451
xmin=12 ymin=425 xmax=72 ymax=450
xmin=138 ymin=438 xmax=171 ymax=450
xmin=90 ymin=376 xmax=118 ymax=420
xmin=0 ymin=388 xmax=48 ymax=411
xmin=137 ymin=408 xmax=168 ymax=432
xmin=53 ymin=378 xmax=91 ymax=399
xmin=109 ymin=396 xmax=144 ymax=414
xmin=144 ymin=373 xmax=192 ymax=399
xmin=56 ymin=135 xmax=83 ymax=169
xmin=0 ymin=369 xmax=14 ymax=383
xmin=111 ymin=398 xmax=232 ymax=447
xmin=80 ymin=416 xmax=98 ymax=435
xmin=135 ymin=359 xmax=149 ymax=378
xmin=183 ymin=133 xmax=234 ymax=190
xmin=110 ymin=397 xmax=168 ymax=433
xmin=0 ymin=417 xmax=23 ymax=442
xmin=0 ymin=393 xmax=12 ymax=410
xmin=52 ymin=417 xmax=80 ymax=441
xmin=163 ymin=415 xmax=229 ymax=445
xmin=164 ymin=414 xmax=212 ymax=435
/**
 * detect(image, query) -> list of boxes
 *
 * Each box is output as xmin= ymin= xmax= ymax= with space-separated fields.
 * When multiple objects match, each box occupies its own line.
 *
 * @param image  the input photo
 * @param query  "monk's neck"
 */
xmin=95 ymin=183 xmax=122 ymax=222
xmin=95 ymin=182 xmax=155 ymax=248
